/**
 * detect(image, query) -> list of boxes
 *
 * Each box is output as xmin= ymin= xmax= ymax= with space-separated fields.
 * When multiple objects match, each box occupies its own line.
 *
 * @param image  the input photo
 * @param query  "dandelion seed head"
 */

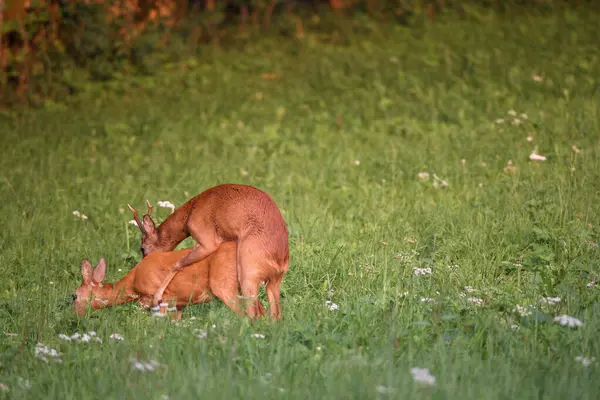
xmin=251 ymin=333 xmax=266 ymax=339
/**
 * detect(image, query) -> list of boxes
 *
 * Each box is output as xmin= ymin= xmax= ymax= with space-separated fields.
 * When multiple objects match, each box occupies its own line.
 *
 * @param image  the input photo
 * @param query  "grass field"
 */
xmin=1 ymin=6 xmax=600 ymax=400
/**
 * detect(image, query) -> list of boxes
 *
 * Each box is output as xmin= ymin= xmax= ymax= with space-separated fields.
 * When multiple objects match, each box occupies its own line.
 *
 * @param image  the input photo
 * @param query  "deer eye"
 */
xmin=71 ymin=294 xmax=77 ymax=302
xmin=140 ymin=247 xmax=145 ymax=256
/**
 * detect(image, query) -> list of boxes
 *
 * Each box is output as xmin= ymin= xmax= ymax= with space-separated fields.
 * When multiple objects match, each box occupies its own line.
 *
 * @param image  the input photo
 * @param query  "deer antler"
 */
xmin=146 ymin=200 xmax=153 ymax=216
xmin=127 ymin=204 xmax=146 ymax=234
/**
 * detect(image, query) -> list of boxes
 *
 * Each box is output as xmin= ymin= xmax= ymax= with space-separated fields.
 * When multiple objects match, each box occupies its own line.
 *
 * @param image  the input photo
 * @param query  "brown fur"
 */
xmin=71 ymin=242 xmax=239 ymax=319
xmin=129 ymin=184 xmax=289 ymax=320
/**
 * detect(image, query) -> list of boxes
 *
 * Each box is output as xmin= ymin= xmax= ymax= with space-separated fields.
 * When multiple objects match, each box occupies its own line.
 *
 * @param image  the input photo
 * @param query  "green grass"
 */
xmin=1 ymin=6 xmax=600 ymax=400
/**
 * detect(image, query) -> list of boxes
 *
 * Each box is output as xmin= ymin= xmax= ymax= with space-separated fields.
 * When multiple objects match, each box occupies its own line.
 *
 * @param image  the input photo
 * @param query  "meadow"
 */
xmin=1 ymin=6 xmax=599 ymax=400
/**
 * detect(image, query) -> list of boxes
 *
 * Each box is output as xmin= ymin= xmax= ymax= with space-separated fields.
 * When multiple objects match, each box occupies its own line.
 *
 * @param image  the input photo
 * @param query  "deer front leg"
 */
xmin=152 ymin=242 xmax=217 ymax=307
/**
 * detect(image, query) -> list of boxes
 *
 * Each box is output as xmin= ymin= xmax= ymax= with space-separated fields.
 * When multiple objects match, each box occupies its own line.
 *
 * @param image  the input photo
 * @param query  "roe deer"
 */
xmin=128 ymin=184 xmax=289 ymax=320
xmin=71 ymin=242 xmax=239 ymax=319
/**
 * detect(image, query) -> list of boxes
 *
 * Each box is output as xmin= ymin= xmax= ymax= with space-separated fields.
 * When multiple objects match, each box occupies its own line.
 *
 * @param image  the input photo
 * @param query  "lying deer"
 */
xmin=128 ymin=184 xmax=289 ymax=320
xmin=71 ymin=242 xmax=239 ymax=319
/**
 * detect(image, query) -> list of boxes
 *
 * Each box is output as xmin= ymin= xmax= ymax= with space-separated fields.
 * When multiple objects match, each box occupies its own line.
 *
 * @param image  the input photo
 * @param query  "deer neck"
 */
xmin=155 ymin=202 xmax=193 ymax=251
xmin=92 ymin=275 xmax=138 ymax=309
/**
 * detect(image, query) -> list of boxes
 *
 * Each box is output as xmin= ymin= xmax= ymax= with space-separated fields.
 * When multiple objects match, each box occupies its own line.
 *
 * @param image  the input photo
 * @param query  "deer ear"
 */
xmin=142 ymin=215 xmax=156 ymax=236
xmin=93 ymin=258 xmax=107 ymax=283
xmin=81 ymin=260 xmax=93 ymax=284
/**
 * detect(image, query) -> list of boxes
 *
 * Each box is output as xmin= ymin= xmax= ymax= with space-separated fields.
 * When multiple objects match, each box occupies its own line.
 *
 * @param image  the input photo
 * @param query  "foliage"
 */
xmin=1 ymin=0 xmax=599 ymax=106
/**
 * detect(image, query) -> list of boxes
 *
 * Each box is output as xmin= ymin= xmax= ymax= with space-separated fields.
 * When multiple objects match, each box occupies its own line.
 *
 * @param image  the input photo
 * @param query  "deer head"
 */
xmin=128 ymin=200 xmax=160 ymax=257
xmin=72 ymin=258 xmax=107 ymax=316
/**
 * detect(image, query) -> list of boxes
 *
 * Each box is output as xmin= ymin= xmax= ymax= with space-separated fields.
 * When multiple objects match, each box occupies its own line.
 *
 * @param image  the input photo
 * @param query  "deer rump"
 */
xmin=133 ymin=241 xmax=238 ymax=310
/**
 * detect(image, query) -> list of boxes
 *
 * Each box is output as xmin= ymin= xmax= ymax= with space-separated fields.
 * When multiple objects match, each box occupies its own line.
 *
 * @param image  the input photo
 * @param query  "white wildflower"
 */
xmin=529 ymin=151 xmax=546 ymax=161
xmin=572 ymin=145 xmax=581 ymax=153
xmin=130 ymin=358 xmax=161 ymax=372
xmin=35 ymin=343 xmax=62 ymax=363
xmin=586 ymin=281 xmax=596 ymax=288
xmin=417 ymin=172 xmax=430 ymax=181
xmin=520 ymin=113 xmax=528 ymax=119
xmin=512 ymin=118 xmax=522 ymax=126
xmin=575 ymin=356 xmax=596 ymax=367
xmin=463 ymin=286 xmax=475 ymax=293
xmin=538 ymin=297 xmax=561 ymax=305
xmin=376 ymin=385 xmax=391 ymax=394
xmin=495 ymin=118 xmax=505 ymax=124
xmin=553 ymin=315 xmax=583 ymax=328
xmin=109 ymin=333 xmax=124 ymax=341
xmin=196 ymin=330 xmax=208 ymax=339
xmin=325 ymin=300 xmax=340 ymax=311
xmin=0 ymin=383 xmax=8 ymax=392
xmin=420 ymin=297 xmax=434 ymax=303
xmin=532 ymin=75 xmax=544 ymax=82
xmin=526 ymin=135 xmax=534 ymax=142
xmin=17 ymin=378 xmax=31 ymax=389
xmin=460 ymin=159 xmax=466 ymax=166
xmin=513 ymin=305 xmax=532 ymax=317
xmin=511 ymin=324 xmax=520 ymax=330
xmin=251 ymin=333 xmax=265 ymax=339
xmin=353 ymin=160 xmax=360 ymax=166
xmin=467 ymin=297 xmax=484 ymax=306
xmin=399 ymin=291 xmax=409 ymax=298
xmin=412 ymin=267 xmax=432 ymax=276
xmin=128 ymin=220 xmax=138 ymax=226
xmin=410 ymin=367 xmax=436 ymax=386
xmin=62 ymin=331 xmax=102 ymax=343
xmin=316 ymin=346 xmax=322 ymax=351
xmin=508 ymin=110 xmax=517 ymax=117
xmin=72 ymin=210 xmax=88 ymax=221
xmin=157 ymin=201 xmax=175 ymax=213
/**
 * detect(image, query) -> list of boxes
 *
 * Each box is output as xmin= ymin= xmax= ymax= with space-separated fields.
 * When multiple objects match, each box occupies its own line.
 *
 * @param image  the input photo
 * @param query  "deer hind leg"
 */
xmin=237 ymin=243 xmax=270 ymax=319
xmin=152 ymin=241 xmax=218 ymax=307
xmin=266 ymin=274 xmax=283 ymax=320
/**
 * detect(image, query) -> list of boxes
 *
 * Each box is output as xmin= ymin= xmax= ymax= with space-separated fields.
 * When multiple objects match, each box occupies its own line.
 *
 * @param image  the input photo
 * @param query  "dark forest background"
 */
xmin=0 ymin=0 xmax=596 ymax=107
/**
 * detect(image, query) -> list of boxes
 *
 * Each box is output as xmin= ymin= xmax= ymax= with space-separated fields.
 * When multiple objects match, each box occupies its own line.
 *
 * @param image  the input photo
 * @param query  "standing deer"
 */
xmin=72 ymin=242 xmax=239 ymax=319
xmin=128 ymin=184 xmax=289 ymax=320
